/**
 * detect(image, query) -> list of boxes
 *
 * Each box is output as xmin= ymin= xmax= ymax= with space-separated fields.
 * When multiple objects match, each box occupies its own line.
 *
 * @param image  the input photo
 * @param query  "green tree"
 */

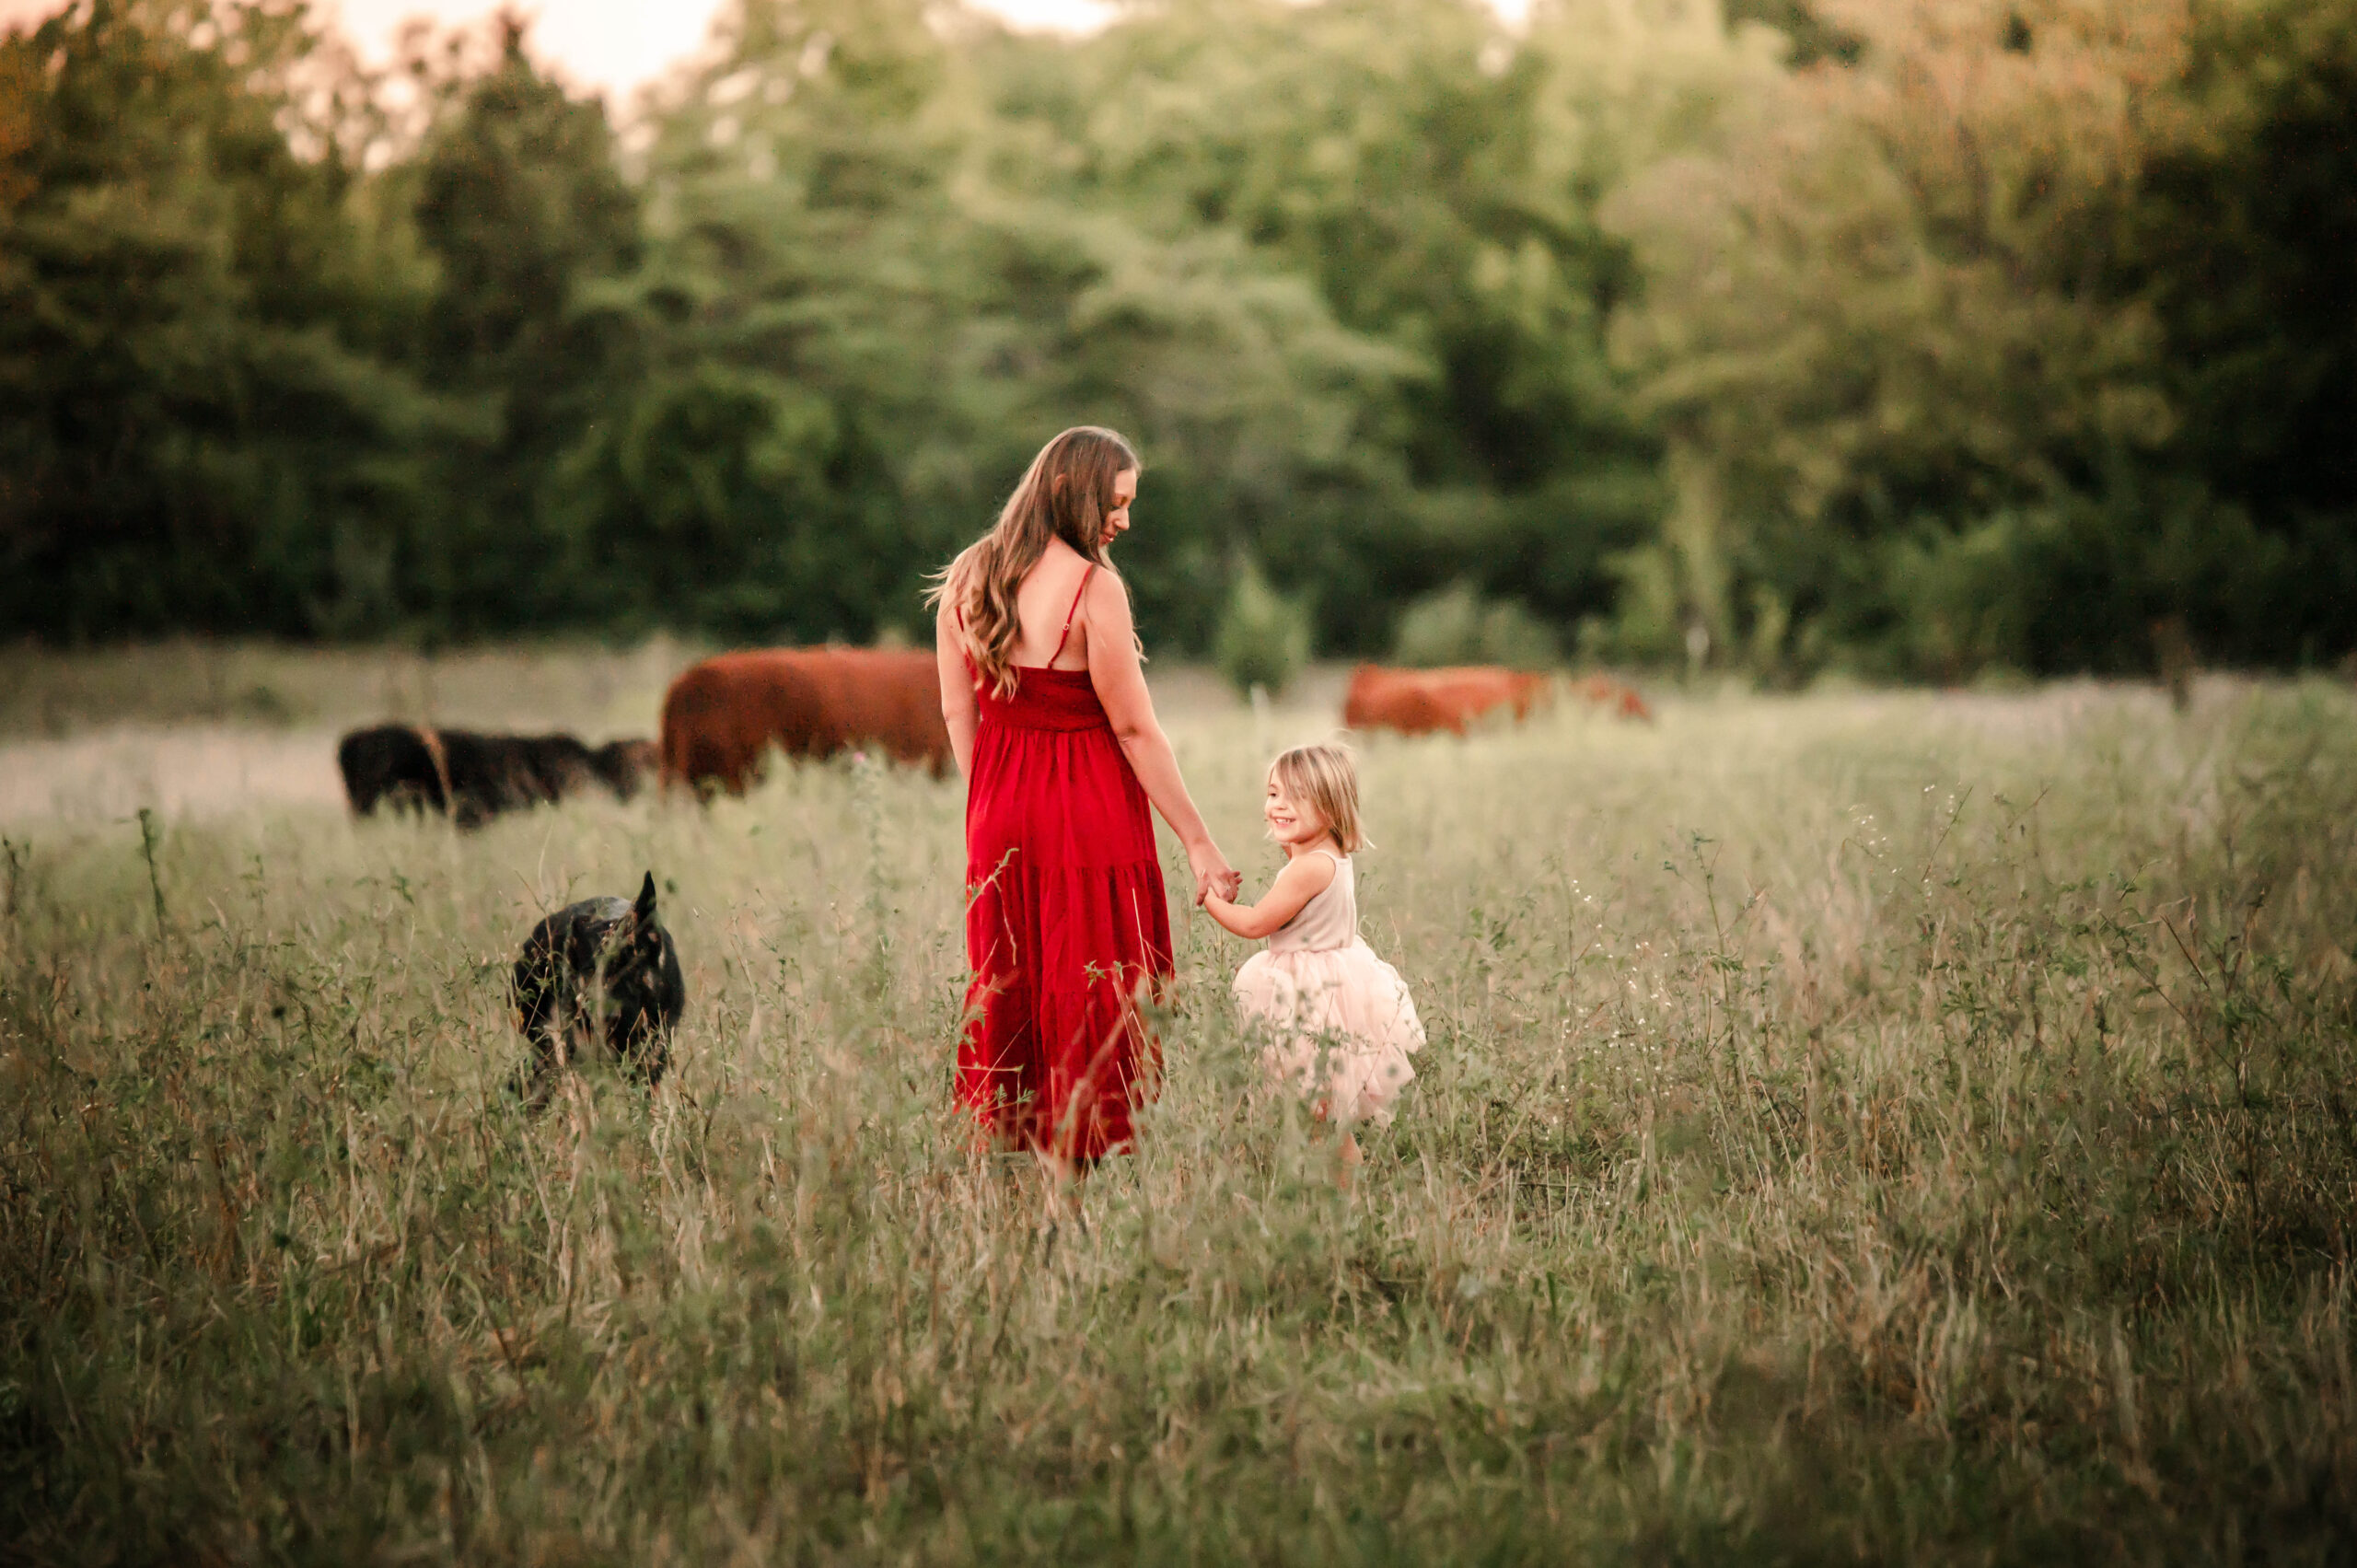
xmin=538 ymin=0 xmax=970 ymax=641
xmin=1213 ymin=553 xmax=1313 ymax=697
xmin=406 ymin=15 xmax=643 ymax=633
xmin=0 ymin=0 xmax=447 ymax=641
xmin=551 ymin=0 xmax=1411 ymax=647
xmin=1026 ymin=0 xmax=1676 ymax=648
xmin=2123 ymin=0 xmax=2357 ymax=666
xmin=1604 ymin=0 xmax=2181 ymax=675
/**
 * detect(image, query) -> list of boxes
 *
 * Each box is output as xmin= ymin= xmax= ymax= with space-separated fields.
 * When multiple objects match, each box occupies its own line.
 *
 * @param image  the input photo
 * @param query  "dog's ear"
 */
xmin=634 ymin=871 xmax=659 ymax=926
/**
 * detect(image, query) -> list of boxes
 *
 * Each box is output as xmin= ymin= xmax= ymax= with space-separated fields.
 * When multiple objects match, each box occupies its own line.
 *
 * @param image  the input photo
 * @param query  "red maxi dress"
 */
xmin=958 ymin=567 xmax=1174 ymax=1159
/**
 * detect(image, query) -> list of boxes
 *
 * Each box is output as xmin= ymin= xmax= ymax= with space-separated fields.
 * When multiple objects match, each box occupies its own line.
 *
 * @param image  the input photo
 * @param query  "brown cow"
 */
xmin=1341 ymin=665 xmax=1553 ymax=737
xmin=660 ymin=648 xmax=953 ymax=795
xmin=1574 ymin=674 xmax=1655 ymax=724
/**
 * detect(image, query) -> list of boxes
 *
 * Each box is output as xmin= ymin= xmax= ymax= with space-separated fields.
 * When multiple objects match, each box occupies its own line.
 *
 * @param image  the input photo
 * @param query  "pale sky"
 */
xmin=0 ymin=1 xmax=1123 ymax=100
xmin=2 ymin=0 xmax=1531 ymax=102
xmin=329 ymin=0 xmax=1128 ymax=99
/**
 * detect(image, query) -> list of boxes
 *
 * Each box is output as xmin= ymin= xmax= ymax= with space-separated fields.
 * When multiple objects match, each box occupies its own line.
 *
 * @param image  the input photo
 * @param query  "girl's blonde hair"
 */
xmin=1269 ymin=743 xmax=1368 ymax=854
xmin=925 ymin=425 xmax=1140 ymax=697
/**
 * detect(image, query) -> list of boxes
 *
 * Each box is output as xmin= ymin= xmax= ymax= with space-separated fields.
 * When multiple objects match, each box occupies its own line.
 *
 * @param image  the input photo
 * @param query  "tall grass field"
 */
xmin=4 ymin=647 xmax=2355 ymax=1562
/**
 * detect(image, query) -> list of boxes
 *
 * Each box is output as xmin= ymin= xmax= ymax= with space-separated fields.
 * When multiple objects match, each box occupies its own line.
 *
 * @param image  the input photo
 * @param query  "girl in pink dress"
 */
xmin=1202 ymin=744 xmax=1424 ymax=1169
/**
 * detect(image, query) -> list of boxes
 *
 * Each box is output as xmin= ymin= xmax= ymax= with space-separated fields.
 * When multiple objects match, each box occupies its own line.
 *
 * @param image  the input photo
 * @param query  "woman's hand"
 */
xmin=1188 ymin=839 xmax=1240 ymax=906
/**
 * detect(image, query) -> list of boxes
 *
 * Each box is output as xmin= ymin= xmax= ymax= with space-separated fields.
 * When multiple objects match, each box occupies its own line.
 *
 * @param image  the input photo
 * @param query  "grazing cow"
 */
xmin=1341 ymin=665 xmax=1553 ymax=737
xmin=336 ymin=726 xmax=656 ymax=829
xmin=659 ymin=648 xmax=953 ymax=796
xmin=591 ymin=738 xmax=662 ymax=800
xmin=510 ymin=871 xmax=685 ymax=1109
xmin=1574 ymin=674 xmax=1655 ymax=724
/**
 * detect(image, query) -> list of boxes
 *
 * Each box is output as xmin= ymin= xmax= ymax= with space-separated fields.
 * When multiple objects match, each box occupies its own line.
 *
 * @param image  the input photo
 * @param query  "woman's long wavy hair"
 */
xmin=929 ymin=425 xmax=1140 ymax=697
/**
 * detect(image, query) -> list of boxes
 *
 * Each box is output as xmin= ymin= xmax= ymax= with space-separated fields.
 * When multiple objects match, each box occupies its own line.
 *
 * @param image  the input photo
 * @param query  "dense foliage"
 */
xmin=1 ymin=0 xmax=2351 ymax=674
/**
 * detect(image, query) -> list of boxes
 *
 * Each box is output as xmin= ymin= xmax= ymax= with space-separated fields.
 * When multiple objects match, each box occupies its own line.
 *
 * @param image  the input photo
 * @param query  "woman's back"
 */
xmin=1001 ymin=546 xmax=1097 ymax=671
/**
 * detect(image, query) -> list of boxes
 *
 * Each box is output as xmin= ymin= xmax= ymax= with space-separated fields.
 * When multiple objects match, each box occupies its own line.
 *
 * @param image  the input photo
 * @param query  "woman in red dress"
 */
xmin=931 ymin=427 xmax=1240 ymax=1170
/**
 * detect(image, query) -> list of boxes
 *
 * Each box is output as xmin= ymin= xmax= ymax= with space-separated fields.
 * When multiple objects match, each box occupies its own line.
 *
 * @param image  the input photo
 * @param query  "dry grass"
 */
xmin=0 ymin=637 xmax=703 ymax=741
xmin=3 ymin=653 xmax=2355 ymax=1563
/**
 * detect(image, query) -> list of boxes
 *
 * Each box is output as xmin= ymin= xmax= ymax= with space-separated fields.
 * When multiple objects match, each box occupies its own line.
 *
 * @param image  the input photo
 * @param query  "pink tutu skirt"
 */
xmin=1234 ymin=939 xmax=1425 ymax=1127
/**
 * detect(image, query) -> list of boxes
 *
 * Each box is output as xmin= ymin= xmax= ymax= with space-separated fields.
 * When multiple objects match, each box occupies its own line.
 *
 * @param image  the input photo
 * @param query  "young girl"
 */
xmin=1202 ymin=744 xmax=1424 ymax=1164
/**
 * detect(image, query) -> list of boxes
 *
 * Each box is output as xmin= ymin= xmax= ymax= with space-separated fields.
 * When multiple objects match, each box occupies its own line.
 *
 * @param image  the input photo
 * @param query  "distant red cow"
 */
xmin=1341 ymin=665 xmax=1553 ymax=737
xmin=1575 ymin=673 xmax=1655 ymax=724
xmin=660 ymin=648 xmax=953 ymax=795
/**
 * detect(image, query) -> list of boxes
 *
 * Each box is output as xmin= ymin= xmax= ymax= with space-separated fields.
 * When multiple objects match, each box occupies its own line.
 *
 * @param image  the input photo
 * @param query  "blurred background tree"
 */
xmin=1391 ymin=581 xmax=1560 ymax=668
xmin=1604 ymin=0 xmax=2357 ymax=679
xmin=1 ymin=0 xmax=2350 ymax=679
xmin=406 ymin=13 xmax=643 ymax=634
xmin=0 ymin=0 xmax=456 ymax=641
xmin=1213 ymin=552 xmax=1313 ymax=697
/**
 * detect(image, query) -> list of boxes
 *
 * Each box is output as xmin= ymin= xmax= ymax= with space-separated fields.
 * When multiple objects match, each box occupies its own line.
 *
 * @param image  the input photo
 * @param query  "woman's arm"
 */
xmin=935 ymin=596 xmax=979 ymax=779
xmin=1202 ymin=853 xmax=1336 ymax=940
xmin=1085 ymin=571 xmax=1239 ymax=903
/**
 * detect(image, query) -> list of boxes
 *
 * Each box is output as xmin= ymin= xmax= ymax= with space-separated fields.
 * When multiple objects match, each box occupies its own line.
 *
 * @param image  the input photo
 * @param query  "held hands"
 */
xmin=1188 ymin=839 xmax=1240 ymax=907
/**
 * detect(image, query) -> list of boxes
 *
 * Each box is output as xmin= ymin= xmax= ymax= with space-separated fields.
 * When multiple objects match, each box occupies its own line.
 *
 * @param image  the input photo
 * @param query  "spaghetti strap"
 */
xmin=1048 ymin=564 xmax=1096 ymax=666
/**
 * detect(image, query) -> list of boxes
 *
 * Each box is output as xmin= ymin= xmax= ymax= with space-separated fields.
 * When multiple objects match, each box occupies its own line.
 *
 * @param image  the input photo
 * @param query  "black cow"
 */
xmin=589 ymin=738 xmax=661 ymax=801
xmin=336 ymin=726 xmax=656 ymax=829
xmin=510 ymin=872 xmax=686 ymax=1109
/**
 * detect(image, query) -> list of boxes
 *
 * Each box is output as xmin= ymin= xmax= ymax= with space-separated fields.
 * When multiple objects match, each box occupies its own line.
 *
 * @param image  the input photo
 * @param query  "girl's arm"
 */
xmin=1085 ymin=571 xmax=1240 ymax=903
xmin=935 ymin=597 xmax=980 ymax=779
xmin=1202 ymin=852 xmax=1336 ymax=940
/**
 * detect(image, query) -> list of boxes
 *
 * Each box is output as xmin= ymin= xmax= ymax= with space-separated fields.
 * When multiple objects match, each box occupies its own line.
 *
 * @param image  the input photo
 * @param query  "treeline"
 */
xmin=1 ymin=0 xmax=2351 ymax=678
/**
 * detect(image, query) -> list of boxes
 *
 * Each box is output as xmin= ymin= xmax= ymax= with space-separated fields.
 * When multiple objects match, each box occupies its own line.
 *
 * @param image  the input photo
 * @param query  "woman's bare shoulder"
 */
xmin=1083 ymin=562 xmax=1132 ymax=611
xmin=1023 ymin=540 xmax=1095 ymax=595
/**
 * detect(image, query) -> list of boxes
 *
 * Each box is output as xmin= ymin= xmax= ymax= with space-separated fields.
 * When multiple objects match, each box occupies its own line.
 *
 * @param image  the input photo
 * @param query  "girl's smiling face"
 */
xmin=1264 ymin=772 xmax=1328 ymax=849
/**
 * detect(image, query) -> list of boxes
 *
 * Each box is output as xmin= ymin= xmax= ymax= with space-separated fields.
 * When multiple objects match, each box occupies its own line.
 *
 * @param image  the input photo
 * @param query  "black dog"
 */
xmin=510 ymin=872 xmax=685 ymax=1108
xmin=338 ymin=726 xmax=656 ymax=829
